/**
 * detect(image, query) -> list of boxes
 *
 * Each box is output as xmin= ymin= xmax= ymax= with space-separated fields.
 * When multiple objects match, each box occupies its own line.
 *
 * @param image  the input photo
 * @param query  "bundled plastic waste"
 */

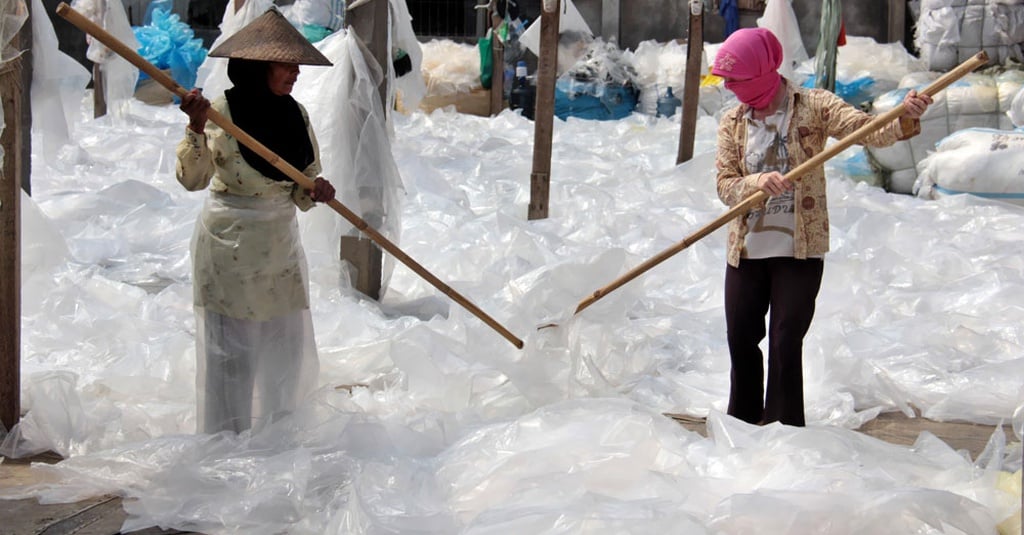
xmin=132 ymin=0 xmax=207 ymax=99
xmin=420 ymin=40 xmax=482 ymax=97
xmin=280 ymin=0 xmax=345 ymax=42
xmin=555 ymin=38 xmax=639 ymax=121
xmin=867 ymin=67 xmax=1024 ymax=193
xmin=915 ymin=127 xmax=1024 ymax=205
xmin=628 ymin=39 xmax=690 ymax=117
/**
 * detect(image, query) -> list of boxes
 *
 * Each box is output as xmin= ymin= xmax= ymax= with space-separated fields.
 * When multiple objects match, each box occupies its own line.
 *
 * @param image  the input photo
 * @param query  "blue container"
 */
xmin=656 ymin=86 xmax=682 ymax=118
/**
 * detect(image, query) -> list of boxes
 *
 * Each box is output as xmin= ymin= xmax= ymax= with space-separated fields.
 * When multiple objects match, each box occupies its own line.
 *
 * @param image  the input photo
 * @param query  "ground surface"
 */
xmin=1 ymin=411 xmax=1012 ymax=535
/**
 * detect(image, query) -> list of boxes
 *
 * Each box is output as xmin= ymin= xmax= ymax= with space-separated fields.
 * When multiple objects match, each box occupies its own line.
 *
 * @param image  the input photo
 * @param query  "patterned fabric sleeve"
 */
xmin=809 ymin=88 xmax=918 ymax=147
xmin=175 ymin=126 xmax=215 ymax=191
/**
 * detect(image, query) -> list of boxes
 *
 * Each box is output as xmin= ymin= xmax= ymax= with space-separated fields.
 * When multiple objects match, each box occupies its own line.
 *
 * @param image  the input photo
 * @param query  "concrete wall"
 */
xmin=575 ymin=0 xmax=904 ymax=53
xmin=44 ymin=0 xmax=909 ymax=80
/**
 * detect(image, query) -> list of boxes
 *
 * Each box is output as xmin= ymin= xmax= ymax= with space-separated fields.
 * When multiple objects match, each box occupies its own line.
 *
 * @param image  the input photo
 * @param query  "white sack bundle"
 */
xmin=915 ymin=0 xmax=1024 ymax=71
xmin=866 ymin=70 xmax=1024 ymax=193
xmin=915 ymin=127 xmax=1024 ymax=205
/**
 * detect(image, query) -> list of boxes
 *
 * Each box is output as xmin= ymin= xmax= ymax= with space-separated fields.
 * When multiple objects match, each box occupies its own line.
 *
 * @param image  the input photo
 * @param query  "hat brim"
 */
xmin=208 ymin=9 xmax=332 ymax=66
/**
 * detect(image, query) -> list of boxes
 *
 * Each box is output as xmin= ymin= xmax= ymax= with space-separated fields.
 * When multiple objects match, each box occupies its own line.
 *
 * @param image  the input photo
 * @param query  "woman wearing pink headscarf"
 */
xmin=711 ymin=28 xmax=931 ymax=427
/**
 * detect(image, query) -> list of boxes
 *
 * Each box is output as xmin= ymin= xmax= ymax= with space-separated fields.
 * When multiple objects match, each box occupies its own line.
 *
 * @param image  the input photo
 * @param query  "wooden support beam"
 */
xmin=92 ymin=0 xmax=107 ymax=118
xmin=1 ymin=0 xmax=32 ymax=433
xmin=601 ymin=0 xmax=619 ymax=43
xmin=343 ymin=0 xmax=389 ymax=299
xmin=489 ymin=32 xmax=505 ymax=117
xmin=92 ymin=64 xmax=106 ymax=118
xmin=347 ymin=0 xmax=389 ymax=110
xmin=887 ymin=0 xmax=905 ymax=44
xmin=676 ymin=0 xmax=703 ymax=165
xmin=528 ymin=0 xmax=560 ymax=221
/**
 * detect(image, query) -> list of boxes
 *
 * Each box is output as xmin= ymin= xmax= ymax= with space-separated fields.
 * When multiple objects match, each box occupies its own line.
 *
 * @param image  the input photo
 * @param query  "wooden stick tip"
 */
xmin=56 ymin=2 xmax=70 ymax=15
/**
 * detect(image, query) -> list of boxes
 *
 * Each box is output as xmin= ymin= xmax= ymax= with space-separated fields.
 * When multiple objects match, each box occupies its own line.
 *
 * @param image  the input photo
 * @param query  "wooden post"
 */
xmin=342 ymin=0 xmax=389 ymax=299
xmin=348 ymin=0 xmax=389 ymax=110
xmin=1 ymin=0 xmax=31 ymax=433
xmin=887 ymin=0 xmax=905 ymax=44
xmin=814 ymin=0 xmax=841 ymax=92
xmin=489 ymin=22 xmax=505 ymax=116
xmin=676 ymin=0 xmax=703 ymax=165
xmin=92 ymin=63 xmax=106 ymax=118
xmin=528 ymin=0 xmax=560 ymax=221
xmin=601 ymin=0 xmax=619 ymax=43
xmin=92 ymin=0 xmax=106 ymax=118
xmin=675 ymin=0 xmax=700 ymax=162
xmin=475 ymin=0 xmax=488 ymax=37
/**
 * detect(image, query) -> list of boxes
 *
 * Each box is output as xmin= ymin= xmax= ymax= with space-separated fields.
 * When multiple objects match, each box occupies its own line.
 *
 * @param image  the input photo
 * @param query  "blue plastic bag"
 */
xmin=133 ymin=6 xmax=208 ymax=100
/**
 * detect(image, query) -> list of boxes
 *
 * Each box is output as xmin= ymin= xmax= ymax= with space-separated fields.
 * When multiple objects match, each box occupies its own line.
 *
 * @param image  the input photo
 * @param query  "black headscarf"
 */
xmin=224 ymin=58 xmax=315 ymax=182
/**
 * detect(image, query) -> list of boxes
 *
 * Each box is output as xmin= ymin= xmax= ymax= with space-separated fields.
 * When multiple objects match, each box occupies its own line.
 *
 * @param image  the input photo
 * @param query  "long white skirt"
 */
xmin=195 ymin=307 xmax=320 ymax=434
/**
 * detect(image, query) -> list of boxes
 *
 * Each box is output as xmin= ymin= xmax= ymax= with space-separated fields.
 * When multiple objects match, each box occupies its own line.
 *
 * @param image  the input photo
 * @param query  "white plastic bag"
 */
xmin=71 ymin=0 xmax=139 ymax=120
xmin=757 ymin=0 xmax=807 ymax=80
xmin=519 ymin=0 xmax=593 ymax=69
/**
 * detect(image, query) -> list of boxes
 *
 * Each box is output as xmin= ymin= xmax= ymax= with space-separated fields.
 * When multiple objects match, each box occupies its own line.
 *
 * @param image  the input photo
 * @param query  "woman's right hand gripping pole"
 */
xmin=180 ymin=88 xmax=211 ymax=134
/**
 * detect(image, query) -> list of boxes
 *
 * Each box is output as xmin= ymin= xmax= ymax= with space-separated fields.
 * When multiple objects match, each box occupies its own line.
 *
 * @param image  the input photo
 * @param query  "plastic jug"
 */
xmin=656 ymin=86 xmax=682 ymax=118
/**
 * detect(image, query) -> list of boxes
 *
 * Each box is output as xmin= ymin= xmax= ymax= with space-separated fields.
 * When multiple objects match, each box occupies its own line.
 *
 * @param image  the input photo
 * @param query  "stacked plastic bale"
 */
xmin=915 ymin=0 xmax=1024 ymax=71
xmin=913 ymin=79 xmax=1024 ymax=205
xmin=913 ymin=127 xmax=1024 ymax=204
xmin=865 ymin=68 xmax=1024 ymax=193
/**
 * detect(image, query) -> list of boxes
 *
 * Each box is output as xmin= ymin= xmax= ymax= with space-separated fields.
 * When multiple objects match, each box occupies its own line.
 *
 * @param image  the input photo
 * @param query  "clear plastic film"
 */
xmin=71 ymin=0 xmax=140 ymax=120
xmin=6 ymin=32 xmax=1024 ymax=533
xmin=0 ymin=0 xmax=27 ymax=63
xmin=295 ymin=29 xmax=404 ymax=290
xmin=29 ymin=0 xmax=91 ymax=162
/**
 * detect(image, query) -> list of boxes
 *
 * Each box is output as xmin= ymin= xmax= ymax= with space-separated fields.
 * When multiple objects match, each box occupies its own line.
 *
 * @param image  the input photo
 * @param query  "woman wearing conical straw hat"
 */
xmin=175 ymin=9 xmax=336 ymax=434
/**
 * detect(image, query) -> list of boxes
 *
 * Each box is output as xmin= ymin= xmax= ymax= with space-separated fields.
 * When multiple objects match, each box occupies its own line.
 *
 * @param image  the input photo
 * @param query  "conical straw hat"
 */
xmin=208 ymin=9 xmax=332 ymax=66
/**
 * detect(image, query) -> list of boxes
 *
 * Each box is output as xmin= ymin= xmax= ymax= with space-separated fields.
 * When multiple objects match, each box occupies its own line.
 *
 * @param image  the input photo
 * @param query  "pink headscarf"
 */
xmin=711 ymin=28 xmax=784 ymax=110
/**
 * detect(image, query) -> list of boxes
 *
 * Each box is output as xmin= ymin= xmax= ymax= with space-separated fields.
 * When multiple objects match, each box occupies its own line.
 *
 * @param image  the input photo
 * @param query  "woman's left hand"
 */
xmin=309 ymin=177 xmax=335 ymax=203
xmin=902 ymin=89 xmax=933 ymax=120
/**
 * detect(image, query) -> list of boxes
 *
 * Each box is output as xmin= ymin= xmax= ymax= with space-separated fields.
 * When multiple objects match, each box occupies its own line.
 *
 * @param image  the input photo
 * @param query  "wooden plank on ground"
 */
xmin=666 ymin=410 xmax=1013 ymax=461
xmin=1 ymin=454 xmax=201 ymax=535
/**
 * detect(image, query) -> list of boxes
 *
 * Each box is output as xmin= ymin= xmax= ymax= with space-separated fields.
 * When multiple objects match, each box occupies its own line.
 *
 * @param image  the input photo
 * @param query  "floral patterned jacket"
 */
xmin=715 ymin=81 xmax=919 ymax=267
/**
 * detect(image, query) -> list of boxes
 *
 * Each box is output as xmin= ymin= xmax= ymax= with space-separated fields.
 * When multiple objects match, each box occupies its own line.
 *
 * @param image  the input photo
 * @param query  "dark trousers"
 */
xmin=724 ymin=257 xmax=823 ymax=426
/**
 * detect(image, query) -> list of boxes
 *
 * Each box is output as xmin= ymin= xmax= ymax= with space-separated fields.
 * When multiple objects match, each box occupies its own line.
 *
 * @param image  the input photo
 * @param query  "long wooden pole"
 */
xmin=676 ymin=0 xmax=703 ymax=165
xmin=527 ymin=0 xmax=560 ymax=220
xmin=56 ymin=2 xmax=524 ymax=349
xmin=0 ymin=12 xmax=31 ymax=433
xmin=574 ymin=51 xmax=990 ymax=315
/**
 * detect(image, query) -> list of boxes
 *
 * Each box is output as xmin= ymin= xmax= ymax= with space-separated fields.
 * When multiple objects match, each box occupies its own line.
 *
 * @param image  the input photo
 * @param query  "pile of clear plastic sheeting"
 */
xmin=3 ymin=25 xmax=1024 ymax=532
xmin=868 ymin=68 xmax=1024 ymax=193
